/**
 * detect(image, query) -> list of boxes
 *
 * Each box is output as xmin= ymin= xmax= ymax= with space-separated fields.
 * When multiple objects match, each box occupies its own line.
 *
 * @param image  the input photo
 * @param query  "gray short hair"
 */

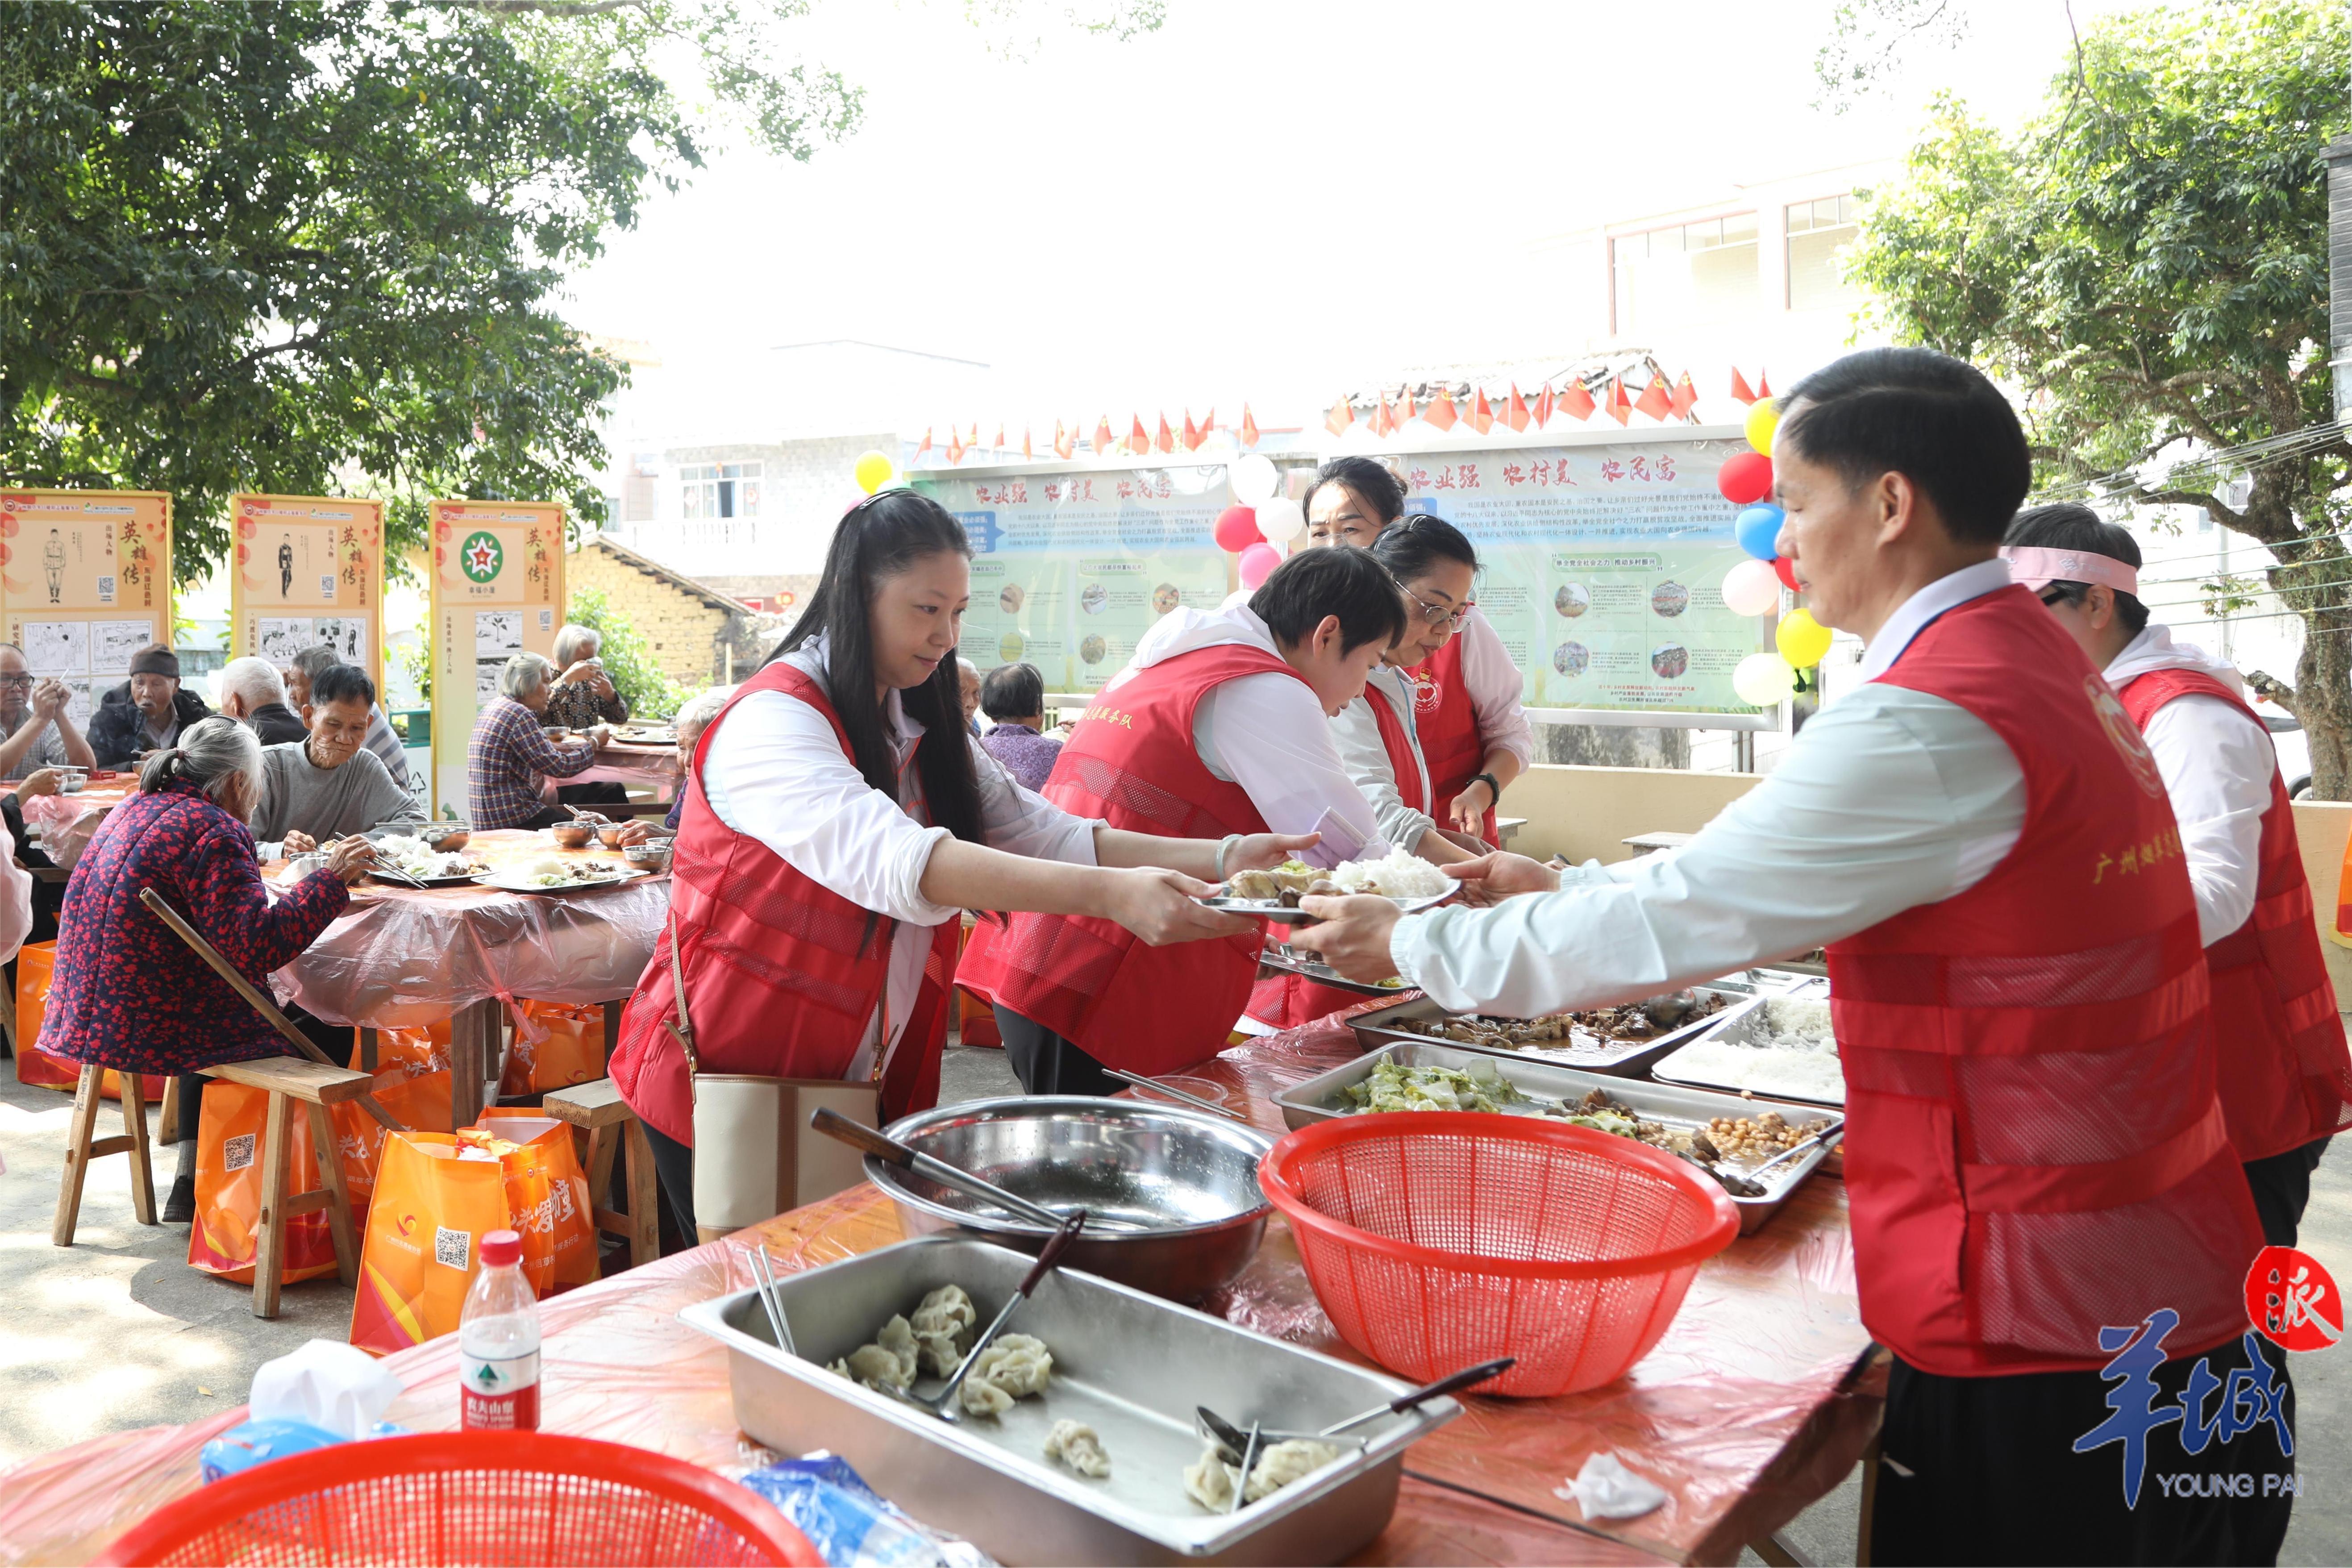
xmin=674 ymin=684 xmax=735 ymax=744
xmin=500 ymin=652 xmax=555 ymax=700
xmin=291 ymin=645 xmax=342 ymax=682
xmin=552 ymin=623 xmax=601 ymax=667
xmin=218 ymin=656 xmax=287 ymax=711
xmin=138 ymin=715 xmax=264 ymax=815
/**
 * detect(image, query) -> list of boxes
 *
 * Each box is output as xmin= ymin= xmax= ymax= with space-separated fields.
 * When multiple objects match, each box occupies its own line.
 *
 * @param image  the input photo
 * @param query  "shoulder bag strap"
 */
xmin=665 ymin=903 xmax=701 ymax=1084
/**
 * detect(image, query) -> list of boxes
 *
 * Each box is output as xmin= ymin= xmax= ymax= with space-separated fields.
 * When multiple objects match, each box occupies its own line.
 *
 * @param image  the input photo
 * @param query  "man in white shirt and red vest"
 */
xmin=1295 ymin=349 xmax=2291 ymax=1565
xmin=957 ymin=547 xmax=1407 ymax=1094
xmin=2004 ymin=503 xmax=2352 ymax=1250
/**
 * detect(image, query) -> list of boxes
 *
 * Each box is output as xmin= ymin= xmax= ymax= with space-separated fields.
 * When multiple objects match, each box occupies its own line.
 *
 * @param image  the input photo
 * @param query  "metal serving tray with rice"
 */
xmin=1345 ymin=986 xmax=1760 ymax=1075
xmin=680 ymin=1235 xmax=1460 ymax=1565
xmin=1650 ymin=992 xmax=1846 ymax=1106
xmin=1271 ymin=1040 xmax=1837 ymax=1234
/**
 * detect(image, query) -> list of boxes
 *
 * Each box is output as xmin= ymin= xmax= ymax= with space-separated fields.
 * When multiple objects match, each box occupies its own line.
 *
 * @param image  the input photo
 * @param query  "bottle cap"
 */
xmin=480 ymin=1229 xmax=522 ymax=1268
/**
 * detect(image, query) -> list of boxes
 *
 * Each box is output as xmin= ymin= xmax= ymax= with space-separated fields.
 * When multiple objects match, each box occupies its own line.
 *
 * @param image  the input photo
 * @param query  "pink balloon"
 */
xmin=1238 ymin=542 xmax=1283 ymax=589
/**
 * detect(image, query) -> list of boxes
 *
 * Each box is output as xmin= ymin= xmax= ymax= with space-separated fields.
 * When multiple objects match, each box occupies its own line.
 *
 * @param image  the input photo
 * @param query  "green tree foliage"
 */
xmin=1847 ymin=0 xmax=2352 ymax=793
xmin=566 ymin=585 xmax=688 ymax=719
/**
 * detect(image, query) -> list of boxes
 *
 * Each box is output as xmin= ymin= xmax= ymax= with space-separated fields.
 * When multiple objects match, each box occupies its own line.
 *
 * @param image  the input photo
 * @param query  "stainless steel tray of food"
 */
xmin=680 ymin=1235 xmax=1459 ymax=1565
xmin=1270 ymin=1040 xmax=1836 ymax=1234
xmin=1253 ymin=941 xmax=1415 ymax=998
xmin=1651 ymin=992 xmax=1845 ymax=1108
xmin=1344 ymin=986 xmax=1759 ymax=1076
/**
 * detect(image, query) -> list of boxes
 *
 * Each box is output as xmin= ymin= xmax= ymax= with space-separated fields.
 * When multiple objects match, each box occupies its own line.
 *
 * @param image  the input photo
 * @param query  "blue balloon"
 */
xmin=1736 ymin=503 xmax=1785 ymax=561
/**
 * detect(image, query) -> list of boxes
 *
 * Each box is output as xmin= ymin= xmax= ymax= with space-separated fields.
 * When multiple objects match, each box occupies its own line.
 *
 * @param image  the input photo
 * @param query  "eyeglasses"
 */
xmin=1395 ymin=578 xmax=1471 ymax=631
xmin=0 ymin=675 xmax=33 ymax=688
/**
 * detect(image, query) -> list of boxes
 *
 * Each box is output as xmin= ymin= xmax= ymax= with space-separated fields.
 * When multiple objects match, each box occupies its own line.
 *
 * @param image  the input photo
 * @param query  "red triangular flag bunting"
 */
xmin=1326 ymin=397 xmax=1354 ymax=437
xmin=1156 ymin=413 xmax=1174 ymax=454
xmin=1054 ymin=420 xmax=1074 ymax=460
xmin=1470 ymin=389 xmax=1494 ymax=435
xmin=993 ymin=424 xmax=1005 ymax=449
xmin=1558 ymin=380 xmax=1596 ymax=421
xmin=1757 ymin=370 xmax=1771 ymax=399
xmin=1671 ymin=373 xmax=1699 ymax=421
xmin=1605 ymin=381 xmax=1630 ymax=426
xmin=1095 ymin=416 xmax=1113 ymax=454
xmin=915 ymin=426 xmax=933 ymax=464
xmin=1635 ymin=374 xmax=1673 ymax=421
xmin=1375 ymin=394 xmax=1395 ymax=437
xmin=1182 ymin=410 xmax=1201 ymax=451
xmin=1534 ymin=386 xmax=1554 ymax=427
xmin=1130 ymin=415 xmax=1149 ymax=453
xmin=1729 ymin=368 xmax=1758 ymax=406
xmin=1427 ymin=389 xmax=1458 ymax=432
xmin=1403 ymin=387 xmax=1418 ymax=423
xmin=1504 ymin=384 xmax=1531 ymax=433
xmin=946 ymin=427 xmax=966 ymax=464
xmin=1022 ymin=426 xmax=1032 ymax=459
xmin=1241 ymin=404 xmax=1259 ymax=448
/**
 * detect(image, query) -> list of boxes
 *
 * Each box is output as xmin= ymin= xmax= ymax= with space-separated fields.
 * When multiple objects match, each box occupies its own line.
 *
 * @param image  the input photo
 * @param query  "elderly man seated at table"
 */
xmin=40 ymin=716 xmax=374 ymax=1222
xmin=0 ymin=641 xmax=95 ymax=777
xmin=213 ymin=657 xmax=308 ymax=746
xmin=545 ymin=623 xmax=630 ymax=808
xmin=250 ymin=664 xmax=422 ymax=859
xmin=469 ymin=653 xmax=604 ymax=830
xmin=88 ymin=644 xmax=213 ymax=768
xmin=289 ymin=645 xmax=410 ymax=790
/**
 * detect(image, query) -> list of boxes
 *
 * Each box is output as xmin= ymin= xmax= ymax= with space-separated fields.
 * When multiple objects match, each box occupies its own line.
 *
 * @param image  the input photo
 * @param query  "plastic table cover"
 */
xmin=17 ymin=780 xmax=136 ymax=868
xmin=548 ymin=741 xmax=683 ymax=801
xmin=0 ymin=1015 xmax=1880 ymax=1568
xmin=265 ymin=830 xmax=668 ymax=1028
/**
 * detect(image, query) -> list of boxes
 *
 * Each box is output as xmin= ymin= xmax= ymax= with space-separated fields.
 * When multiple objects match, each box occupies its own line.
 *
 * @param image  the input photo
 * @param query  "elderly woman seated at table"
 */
xmin=468 ymin=653 xmax=604 ymax=831
xmin=250 ymin=664 xmax=423 ymax=859
xmin=546 ymin=623 xmax=630 ymax=809
xmin=39 ymin=717 xmax=374 ymax=1222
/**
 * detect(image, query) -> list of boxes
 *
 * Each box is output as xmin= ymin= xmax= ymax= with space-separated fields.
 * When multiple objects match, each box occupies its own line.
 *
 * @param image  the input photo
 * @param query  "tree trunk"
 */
xmin=2296 ymin=604 xmax=2352 ymax=799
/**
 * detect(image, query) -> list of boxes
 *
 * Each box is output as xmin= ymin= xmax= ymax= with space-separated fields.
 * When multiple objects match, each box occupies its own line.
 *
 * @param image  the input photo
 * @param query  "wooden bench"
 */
xmin=202 ymin=1055 xmax=377 ymax=1319
xmin=542 ymin=1077 xmax=659 ymax=1272
xmin=51 ymin=1063 xmax=160 ymax=1242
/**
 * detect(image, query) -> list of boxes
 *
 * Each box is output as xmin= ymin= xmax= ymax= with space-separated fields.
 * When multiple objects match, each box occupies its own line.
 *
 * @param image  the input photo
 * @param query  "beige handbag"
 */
xmin=664 ymin=909 xmax=880 ymax=1242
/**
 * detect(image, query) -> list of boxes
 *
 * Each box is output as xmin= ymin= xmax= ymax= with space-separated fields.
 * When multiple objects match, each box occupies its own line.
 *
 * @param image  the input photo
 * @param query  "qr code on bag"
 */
xmin=435 ymin=1227 xmax=471 ymax=1271
xmin=224 ymin=1134 xmax=255 ymax=1173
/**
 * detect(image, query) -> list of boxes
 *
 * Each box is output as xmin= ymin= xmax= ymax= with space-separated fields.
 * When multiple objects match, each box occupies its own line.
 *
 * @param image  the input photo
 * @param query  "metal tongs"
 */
xmin=1195 ymin=1356 xmax=1516 ymax=1470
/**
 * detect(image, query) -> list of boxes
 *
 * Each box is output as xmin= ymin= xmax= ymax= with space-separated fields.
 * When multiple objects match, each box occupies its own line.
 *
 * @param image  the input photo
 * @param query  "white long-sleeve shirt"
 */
xmin=700 ymin=638 xmax=1101 ymax=1080
xmin=1393 ymin=561 xmax=2029 ymax=1014
xmin=1331 ymin=665 xmax=1438 ymax=851
xmin=1112 ymin=604 xmax=1390 ymax=861
xmin=2102 ymin=624 xmax=2274 ymax=945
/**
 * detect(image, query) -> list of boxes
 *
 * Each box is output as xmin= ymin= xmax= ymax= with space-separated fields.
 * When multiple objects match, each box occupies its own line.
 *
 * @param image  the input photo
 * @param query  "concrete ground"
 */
xmin=7 ymin=1044 xmax=2348 ymax=1564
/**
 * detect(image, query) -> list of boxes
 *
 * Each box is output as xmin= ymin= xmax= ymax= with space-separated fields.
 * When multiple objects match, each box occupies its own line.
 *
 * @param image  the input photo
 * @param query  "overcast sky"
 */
xmin=562 ymin=0 xmax=2137 ymax=432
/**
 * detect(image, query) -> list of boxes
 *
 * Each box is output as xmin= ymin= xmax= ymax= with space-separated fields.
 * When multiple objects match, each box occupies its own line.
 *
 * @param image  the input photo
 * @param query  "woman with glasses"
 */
xmin=1297 ymin=457 xmax=1531 ymax=844
xmin=1244 ymin=516 xmax=1492 ymax=1029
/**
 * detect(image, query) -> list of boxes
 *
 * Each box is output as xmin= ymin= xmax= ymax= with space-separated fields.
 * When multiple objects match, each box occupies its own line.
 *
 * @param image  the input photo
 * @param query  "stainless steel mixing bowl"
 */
xmin=868 ymin=1096 xmax=1274 ymax=1301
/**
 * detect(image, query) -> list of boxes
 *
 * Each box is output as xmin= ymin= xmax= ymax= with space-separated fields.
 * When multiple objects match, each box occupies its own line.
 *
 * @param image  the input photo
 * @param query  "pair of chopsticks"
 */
xmin=310 ymin=836 xmax=425 ymax=890
xmin=746 ymin=1244 xmax=795 ymax=1357
xmin=1101 ymin=1067 xmax=1249 ymax=1123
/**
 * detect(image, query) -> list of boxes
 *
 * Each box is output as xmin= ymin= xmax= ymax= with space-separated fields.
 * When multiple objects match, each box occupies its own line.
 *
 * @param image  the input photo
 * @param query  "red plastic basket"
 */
xmin=98 ymin=1433 xmax=823 ymax=1567
xmin=1259 ymin=1113 xmax=1741 ymax=1397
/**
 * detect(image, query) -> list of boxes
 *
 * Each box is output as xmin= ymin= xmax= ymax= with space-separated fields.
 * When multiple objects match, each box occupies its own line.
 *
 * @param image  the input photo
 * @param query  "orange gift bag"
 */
xmin=187 ymin=1081 xmax=341 ymax=1286
xmin=470 ymin=1113 xmax=599 ymax=1294
xmin=348 ymin=1132 xmax=513 ymax=1355
xmin=502 ymin=1000 xmax=605 ymax=1095
xmin=352 ymin=1019 xmax=453 ymax=1079
xmin=331 ymin=1069 xmax=455 ymax=1212
xmin=12 ymin=941 xmax=168 ymax=1101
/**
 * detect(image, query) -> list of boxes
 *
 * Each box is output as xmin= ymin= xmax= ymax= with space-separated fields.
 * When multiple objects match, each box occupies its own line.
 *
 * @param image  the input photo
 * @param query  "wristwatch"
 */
xmin=1471 ymin=771 xmax=1502 ymax=807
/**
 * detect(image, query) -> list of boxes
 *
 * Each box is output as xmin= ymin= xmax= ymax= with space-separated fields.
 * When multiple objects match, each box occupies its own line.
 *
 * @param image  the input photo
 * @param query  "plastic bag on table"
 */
xmin=188 ymin=1081 xmax=341 ymax=1286
xmin=467 ymin=1112 xmax=599 ymax=1293
xmin=737 ymin=1454 xmax=997 ymax=1568
xmin=503 ymin=999 xmax=604 ymax=1095
xmin=11 ymin=941 xmax=169 ymax=1102
xmin=347 ymin=1132 xmax=512 ymax=1355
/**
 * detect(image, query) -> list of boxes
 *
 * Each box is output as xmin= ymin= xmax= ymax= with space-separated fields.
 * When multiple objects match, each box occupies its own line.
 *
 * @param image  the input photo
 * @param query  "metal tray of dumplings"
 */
xmin=1344 ymin=986 xmax=1759 ymax=1075
xmin=1271 ymin=1040 xmax=1837 ymax=1234
xmin=679 ymin=1235 xmax=1461 ymax=1565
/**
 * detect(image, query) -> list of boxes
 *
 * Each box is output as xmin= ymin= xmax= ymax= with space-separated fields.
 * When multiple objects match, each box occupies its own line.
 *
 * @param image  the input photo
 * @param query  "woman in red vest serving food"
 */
xmin=608 ymin=491 xmax=1308 ymax=1241
xmin=1302 ymin=456 xmax=1532 ymax=844
xmin=1293 ymin=350 xmax=2289 ymax=1566
xmin=2005 ymin=504 xmax=2352 ymax=1248
xmin=958 ymin=546 xmax=1410 ymax=1095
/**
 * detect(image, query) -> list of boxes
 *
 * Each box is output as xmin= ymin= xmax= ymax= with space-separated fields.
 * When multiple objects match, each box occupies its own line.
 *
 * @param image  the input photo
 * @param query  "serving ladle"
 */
xmin=1196 ymin=1356 xmax=1517 ymax=1460
xmin=886 ymin=1212 xmax=1085 ymax=1425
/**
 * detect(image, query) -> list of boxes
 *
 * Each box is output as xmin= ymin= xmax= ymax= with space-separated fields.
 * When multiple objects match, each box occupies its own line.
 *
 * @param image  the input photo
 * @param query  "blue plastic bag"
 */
xmin=736 ymin=1454 xmax=994 ymax=1568
xmin=199 ymin=1419 xmax=346 ymax=1483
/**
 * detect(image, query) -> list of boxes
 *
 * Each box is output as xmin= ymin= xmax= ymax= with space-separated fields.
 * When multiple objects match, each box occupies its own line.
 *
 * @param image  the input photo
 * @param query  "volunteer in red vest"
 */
xmin=609 ymin=491 xmax=1311 ymax=1241
xmin=960 ymin=546 xmax=1409 ymax=1095
xmin=1303 ymin=456 xmax=1531 ymax=844
xmin=2006 ymin=503 xmax=2352 ymax=1248
xmin=1293 ymin=349 xmax=2285 ymax=1566
xmin=1251 ymin=514 xmax=1488 ymax=1026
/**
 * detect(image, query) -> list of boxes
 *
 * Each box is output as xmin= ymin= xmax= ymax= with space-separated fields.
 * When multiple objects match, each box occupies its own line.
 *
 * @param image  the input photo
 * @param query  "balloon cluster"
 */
xmin=1217 ymin=454 xmax=1304 ymax=589
xmin=1714 ymin=401 xmax=1833 ymax=707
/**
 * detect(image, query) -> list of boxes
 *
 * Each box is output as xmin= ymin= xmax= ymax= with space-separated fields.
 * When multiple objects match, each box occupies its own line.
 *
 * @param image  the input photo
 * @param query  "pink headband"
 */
xmin=2001 ymin=545 xmax=2138 ymax=597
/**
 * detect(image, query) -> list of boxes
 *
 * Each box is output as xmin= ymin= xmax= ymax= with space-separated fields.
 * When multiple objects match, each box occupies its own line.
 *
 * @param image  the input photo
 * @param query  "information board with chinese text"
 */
xmin=0 ymin=488 xmax=172 ymax=727
xmin=427 ymin=500 xmax=565 ymax=815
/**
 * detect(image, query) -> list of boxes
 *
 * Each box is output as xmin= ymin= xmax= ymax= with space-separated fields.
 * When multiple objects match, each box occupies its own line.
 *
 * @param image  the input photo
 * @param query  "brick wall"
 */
xmin=567 ymin=542 xmax=737 ymax=685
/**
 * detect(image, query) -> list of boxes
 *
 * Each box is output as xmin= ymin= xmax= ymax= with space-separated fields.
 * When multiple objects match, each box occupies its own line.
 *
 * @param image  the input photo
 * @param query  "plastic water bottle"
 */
xmin=458 ymin=1229 xmax=540 ymax=1431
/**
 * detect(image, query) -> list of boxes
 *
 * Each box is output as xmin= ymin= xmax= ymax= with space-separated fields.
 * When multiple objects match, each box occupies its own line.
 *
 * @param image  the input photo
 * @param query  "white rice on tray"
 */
xmin=1329 ymin=850 xmax=1451 ymax=899
xmin=1663 ymin=996 xmax=1847 ymax=1103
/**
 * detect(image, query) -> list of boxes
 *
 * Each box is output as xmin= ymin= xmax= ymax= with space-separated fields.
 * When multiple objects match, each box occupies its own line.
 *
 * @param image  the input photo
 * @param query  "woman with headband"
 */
xmin=2005 ymin=504 xmax=2351 ymax=1248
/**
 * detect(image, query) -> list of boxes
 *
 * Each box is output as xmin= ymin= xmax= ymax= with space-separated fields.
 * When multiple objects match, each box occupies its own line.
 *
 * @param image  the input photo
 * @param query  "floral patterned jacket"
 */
xmin=42 ymin=778 xmax=349 ymax=1073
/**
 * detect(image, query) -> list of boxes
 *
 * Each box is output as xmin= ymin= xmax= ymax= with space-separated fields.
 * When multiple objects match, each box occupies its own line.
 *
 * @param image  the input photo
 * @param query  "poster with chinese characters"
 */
xmin=915 ymin=465 xmax=1232 ymax=694
xmin=229 ymin=494 xmax=385 ymax=697
xmin=0 ymin=490 xmax=171 ymax=715
xmin=1392 ymin=435 xmax=1774 ymax=716
xmin=427 ymin=499 xmax=563 ymax=816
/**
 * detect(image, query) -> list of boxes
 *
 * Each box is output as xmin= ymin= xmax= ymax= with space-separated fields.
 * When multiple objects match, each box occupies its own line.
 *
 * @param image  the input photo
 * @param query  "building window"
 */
xmin=1786 ymin=195 xmax=1860 ymax=311
xmin=1610 ymin=214 xmax=1758 ymax=338
xmin=680 ymin=462 xmax=762 ymax=520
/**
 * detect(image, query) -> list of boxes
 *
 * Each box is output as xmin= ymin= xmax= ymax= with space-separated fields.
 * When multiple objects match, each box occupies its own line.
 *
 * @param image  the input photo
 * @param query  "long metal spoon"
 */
xmin=808 ymin=1108 xmax=1128 ymax=1230
xmin=1744 ymin=1117 xmax=1846 ymax=1180
xmin=891 ymin=1212 xmax=1085 ymax=1424
xmin=1197 ymin=1356 xmax=1516 ymax=1458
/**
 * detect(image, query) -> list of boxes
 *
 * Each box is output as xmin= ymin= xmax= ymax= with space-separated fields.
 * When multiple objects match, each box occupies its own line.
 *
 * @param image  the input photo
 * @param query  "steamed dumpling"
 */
xmin=1182 ymin=1443 xmax=1241 ymax=1510
xmin=957 ymin=1376 xmax=1014 ymax=1417
xmin=968 ymin=1333 xmax=1052 ymax=1397
xmin=1045 ymin=1420 xmax=1111 ymax=1478
xmin=1245 ymin=1439 xmax=1343 ymax=1501
xmin=911 ymin=1285 xmax=977 ymax=1375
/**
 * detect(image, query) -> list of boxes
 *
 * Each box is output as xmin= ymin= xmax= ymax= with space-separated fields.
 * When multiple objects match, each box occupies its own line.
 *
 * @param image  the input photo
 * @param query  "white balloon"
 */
xmin=1257 ymin=495 xmax=1307 ymax=542
xmin=1720 ymin=558 xmax=1782 ymax=617
xmin=1732 ymin=652 xmax=1797 ymax=707
xmin=1230 ymin=453 xmax=1279 ymax=504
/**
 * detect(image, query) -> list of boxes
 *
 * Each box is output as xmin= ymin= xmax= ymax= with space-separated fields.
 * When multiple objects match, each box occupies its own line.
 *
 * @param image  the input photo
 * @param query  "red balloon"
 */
xmin=1717 ymin=450 xmax=1773 ymax=506
xmin=1214 ymin=504 xmax=1262 ymax=553
xmin=1773 ymin=556 xmax=1800 ymax=591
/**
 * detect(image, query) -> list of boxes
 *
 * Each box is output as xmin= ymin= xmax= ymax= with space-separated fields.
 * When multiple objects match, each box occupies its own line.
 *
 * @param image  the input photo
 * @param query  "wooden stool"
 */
xmin=52 ymin=1064 xmax=158 ymax=1244
xmin=204 ymin=1056 xmax=375 ymax=1319
xmin=543 ymin=1077 xmax=659 ymax=1272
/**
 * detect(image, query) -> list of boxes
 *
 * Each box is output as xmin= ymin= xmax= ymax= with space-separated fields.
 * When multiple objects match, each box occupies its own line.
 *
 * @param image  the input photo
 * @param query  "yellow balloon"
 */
xmin=1776 ymin=608 xmax=1833 ymax=667
xmin=1733 ymin=652 xmax=1797 ymax=707
xmin=1744 ymin=398 xmax=1779 ymax=455
xmin=853 ymin=450 xmax=895 ymax=494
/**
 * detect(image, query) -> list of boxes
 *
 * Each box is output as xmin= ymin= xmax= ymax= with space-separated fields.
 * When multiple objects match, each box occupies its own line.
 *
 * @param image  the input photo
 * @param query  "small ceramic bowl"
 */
xmin=623 ymin=840 xmax=673 ymax=871
xmin=548 ymin=821 xmax=595 ymax=849
xmin=595 ymin=822 xmax=631 ymax=849
xmin=419 ymin=823 xmax=473 ymax=852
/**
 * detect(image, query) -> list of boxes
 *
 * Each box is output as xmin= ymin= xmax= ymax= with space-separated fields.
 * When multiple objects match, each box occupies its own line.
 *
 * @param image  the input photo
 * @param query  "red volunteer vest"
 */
xmin=1247 ymin=677 xmax=1425 ymax=1030
xmin=1411 ymin=635 xmax=1497 ymax=844
xmin=2115 ymin=667 xmax=2352 ymax=1162
xmin=1827 ymin=586 xmax=2262 ymax=1377
xmin=956 ymin=644 xmax=1301 ymax=1075
xmin=608 ymin=662 xmax=960 ymax=1147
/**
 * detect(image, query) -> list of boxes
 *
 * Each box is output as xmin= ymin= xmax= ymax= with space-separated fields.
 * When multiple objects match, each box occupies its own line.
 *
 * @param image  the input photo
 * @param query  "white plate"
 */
xmin=1198 ymin=890 xmax=1451 ymax=924
xmin=471 ymin=867 xmax=650 ymax=894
